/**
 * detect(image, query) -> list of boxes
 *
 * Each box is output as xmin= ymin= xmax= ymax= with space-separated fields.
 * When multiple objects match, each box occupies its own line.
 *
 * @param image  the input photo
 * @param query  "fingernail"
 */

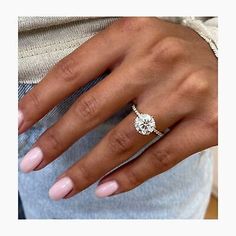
xmin=18 ymin=110 xmax=23 ymax=129
xmin=95 ymin=180 xmax=119 ymax=198
xmin=49 ymin=177 xmax=74 ymax=201
xmin=20 ymin=147 xmax=43 ymax=173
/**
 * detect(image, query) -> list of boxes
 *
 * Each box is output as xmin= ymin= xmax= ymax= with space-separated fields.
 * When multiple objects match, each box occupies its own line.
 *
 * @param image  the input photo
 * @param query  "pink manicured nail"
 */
xmin=49 ymin=177 xmax=74 ymax=201
xmin=20 ymin=147 xmax=43 ymax=173
xmin=18 ymin=110 xmax=23 ymax=129
xmin=95 ymin=181 xmax=119 ymax=198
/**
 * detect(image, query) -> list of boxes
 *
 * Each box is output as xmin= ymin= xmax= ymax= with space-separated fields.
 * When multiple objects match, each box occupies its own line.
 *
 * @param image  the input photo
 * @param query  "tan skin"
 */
xmin=18 ymin=17 xmax=217 ymax=198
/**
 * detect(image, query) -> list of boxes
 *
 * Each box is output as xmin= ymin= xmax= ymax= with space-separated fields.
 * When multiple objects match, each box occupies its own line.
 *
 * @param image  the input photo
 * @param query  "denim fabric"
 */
xmin=18 ymin=192 xmax=26 ymax=219
xmin=18 ymin=74 xmax=213 ymax=219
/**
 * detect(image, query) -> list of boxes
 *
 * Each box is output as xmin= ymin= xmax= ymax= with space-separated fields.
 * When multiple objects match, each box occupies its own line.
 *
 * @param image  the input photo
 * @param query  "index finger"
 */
xmin=18 ymin=24 xmax=128 ymax=134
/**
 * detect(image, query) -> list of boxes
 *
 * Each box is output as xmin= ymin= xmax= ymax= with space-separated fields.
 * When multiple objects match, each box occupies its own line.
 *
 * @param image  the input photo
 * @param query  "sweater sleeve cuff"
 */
xmin=181 ymin=17 xmax=218 ymax=58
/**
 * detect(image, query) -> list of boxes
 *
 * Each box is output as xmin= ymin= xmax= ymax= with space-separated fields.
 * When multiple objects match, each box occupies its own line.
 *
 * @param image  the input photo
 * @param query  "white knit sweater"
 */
xmin=18 ymin=17 xmax=218 ymax=84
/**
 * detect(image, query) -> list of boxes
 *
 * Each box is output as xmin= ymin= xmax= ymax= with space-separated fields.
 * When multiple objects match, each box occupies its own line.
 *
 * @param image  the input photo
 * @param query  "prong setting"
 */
xmin=132 ymin=105 xmax=163 ymax=137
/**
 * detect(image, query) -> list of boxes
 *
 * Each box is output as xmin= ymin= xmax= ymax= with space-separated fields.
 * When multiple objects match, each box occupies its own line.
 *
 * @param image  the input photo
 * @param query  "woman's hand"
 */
xmin=18 ymin=17 xmax=217 ymax=200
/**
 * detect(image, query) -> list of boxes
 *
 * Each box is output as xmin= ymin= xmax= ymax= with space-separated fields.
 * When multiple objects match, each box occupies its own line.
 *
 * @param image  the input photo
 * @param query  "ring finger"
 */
xmin=48 ymin=101 xmax=184 ymax=200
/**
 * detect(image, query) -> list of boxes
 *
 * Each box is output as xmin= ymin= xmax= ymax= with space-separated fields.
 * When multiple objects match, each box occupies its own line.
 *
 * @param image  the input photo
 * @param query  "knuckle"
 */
xmin=124 ymin=169 xmax=142 ymax=188
xmin=27 ymin=91 xmax=41 ymax=110
xmin=74 ymin=94 xmax=99 ymax=121
xmin=154 ymin=36 xmax=187 ymax=61
xmin=118 ymin=17 xmax=155 ymax=33
xmin=209 ymin=111 xmax=218 ymax=130
xmin=75 ymin=164 xmax=92 ymax=185
xmin=108 ymin=128 xmax=134 ymax=155
xmin=182 ymin=69 xmax=211 ymax=95
xmin=208 ymin=114 xmax=218 ymax=138
xmin=148 ymin=149 xmax=173 ymax=171
xmin=131 ymin=17 xmax=156 ymax=27
xmin=55 ymin=56 xmax=77 ymax=81
xmin=43 ymin=129 xmax=62 ymax=153
xmin=203 ymin=108 xmax=218 ymax=137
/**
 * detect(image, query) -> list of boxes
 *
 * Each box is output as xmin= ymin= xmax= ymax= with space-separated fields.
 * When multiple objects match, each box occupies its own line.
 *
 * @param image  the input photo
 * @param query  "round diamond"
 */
xmin=134 ymin=114 xmax=156 ymax=135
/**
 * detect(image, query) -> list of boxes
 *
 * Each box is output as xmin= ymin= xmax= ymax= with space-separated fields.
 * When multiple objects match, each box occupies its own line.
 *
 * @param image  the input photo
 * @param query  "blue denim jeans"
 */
xmin=18 ymin=74 xmax=213 ymax=219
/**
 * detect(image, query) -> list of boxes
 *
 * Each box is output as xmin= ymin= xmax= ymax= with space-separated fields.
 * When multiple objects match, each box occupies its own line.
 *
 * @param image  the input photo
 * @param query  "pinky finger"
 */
xmin=95 ymin=118 xmax=217 ymax=197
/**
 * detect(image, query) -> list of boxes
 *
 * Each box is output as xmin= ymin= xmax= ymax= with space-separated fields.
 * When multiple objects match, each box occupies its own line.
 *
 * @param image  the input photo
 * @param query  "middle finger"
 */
xmin=19 ymin=65 xmax=142 ymax=173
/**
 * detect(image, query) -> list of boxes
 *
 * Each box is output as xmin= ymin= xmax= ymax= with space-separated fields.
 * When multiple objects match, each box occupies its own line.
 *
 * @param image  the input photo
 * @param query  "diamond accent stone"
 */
xmin=134 ymin=114 xmax=156 ymax=135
